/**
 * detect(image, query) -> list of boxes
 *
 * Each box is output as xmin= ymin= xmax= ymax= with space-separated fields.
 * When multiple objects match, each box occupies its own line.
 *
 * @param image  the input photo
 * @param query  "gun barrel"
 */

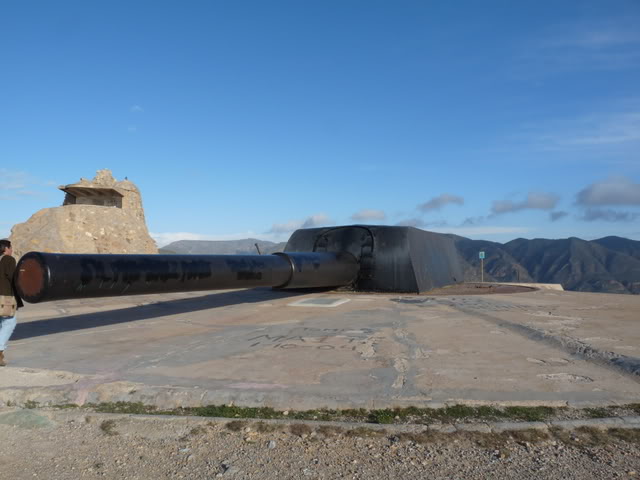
xmin=16 ymin=251 xmax=359 ymax=303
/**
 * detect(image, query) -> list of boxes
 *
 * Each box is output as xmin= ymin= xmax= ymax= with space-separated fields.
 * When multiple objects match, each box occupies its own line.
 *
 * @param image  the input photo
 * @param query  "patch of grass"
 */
xmin=254 ymin=421 xmax=282 ymax=433
xmin=290 ymin=423 xmax=312 ymax=437
xmin=317 ymin=425 xmax=345 ymax=437
xmin=609 ymin=428 xmax=640 ymax=444
xmin=189 ymin=426 xmax=207 ymax=436
xmin=100 ymin=419 xmax=118 ymax=436
xmin=90 ymin=402 xmax=155 ymax=415
xmin=440 ymin=405 xmax=478 ymax=419
xmin=549 ymin=426 xmax=573 ymax=444
xmin=502 ymin=406 xmax=556 ymax=422
xmin=550 ymin=426 xmax=608 ymax=447
xmin=465 ymin=432 xmax=509 ymax=449
xmin=188 ymin=405 xmax=281 ymax=419
xmin=368 ymin=409 xmax=396 ymax=424
xmin=78 ymin=401 xmax=577 ymax=426
xmin=225 ymin=420 xmax=247 ymax=432
xmin=24 ymin=400 xmax=39 ymax=409
xmin=345 ymin=426 xmax=387 ymax=438
xmin=625 ymin=404 xmax=640 ymax=415
xmin=53 ymin=403 xmax=80 ymax=410
xmin=573 ymin=426 xmax=610 ymax=446
xmin=584 ymin=407 xmax=612 ymax=419
xmin=333 ymin=408 xmax=369 ymax=422
xmin=509 ymin=429 xmax=551 ymax=444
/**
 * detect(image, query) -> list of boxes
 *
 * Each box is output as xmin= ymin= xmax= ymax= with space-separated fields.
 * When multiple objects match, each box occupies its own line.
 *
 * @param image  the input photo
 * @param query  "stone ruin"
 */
xmin=9 ymin=169 xmax=158 ymax=258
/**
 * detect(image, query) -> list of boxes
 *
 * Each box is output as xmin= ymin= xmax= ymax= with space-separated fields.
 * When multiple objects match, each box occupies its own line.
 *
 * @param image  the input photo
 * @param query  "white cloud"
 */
xmin=491 ymin=192 xmax=559 ymax=215
xmin=128 ymin=126 xmax=137 ymax=133
xmin=395 ymin=218 xmax=448 ymax=228
xmin=269 ymin=220 xmax=304 ymax=234
xmin=302 ymin=213 xmax=332 ymax=228
xmin=0 ymin=169 xmax=53 ymax=200
xmin=550 ymin=211 xmax=569 ymax=222
xmin=418 ymin=193 xmax=464 ymax=212
xmin=0 ymin=169 xmax=28 ymax=191
xmin=541 ymin=28 xmax=640 ymax=50
xmin=576 ymin=176 xmax=640 ymax=206
xmin=579 ymin=208 xmax=640 ymax=223
xmin=522 ymin=23 xmax=640 ymax=74
xmin=130 ymin=105 xmax=144 ymax=113
xmin=350 ymin=209 xmax=386 ymax=222
xmin=395 ymin=218 xmax=426 ymax=228
xmin=545 ymin=112 xmax=640 ymax=147
xmin=268 ymin=213 xmax=333 ymax=234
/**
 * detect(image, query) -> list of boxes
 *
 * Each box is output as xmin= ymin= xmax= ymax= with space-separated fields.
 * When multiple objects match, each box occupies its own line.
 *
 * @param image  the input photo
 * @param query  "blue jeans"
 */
xmin=0 ymin=314 xmax=17 ymax=351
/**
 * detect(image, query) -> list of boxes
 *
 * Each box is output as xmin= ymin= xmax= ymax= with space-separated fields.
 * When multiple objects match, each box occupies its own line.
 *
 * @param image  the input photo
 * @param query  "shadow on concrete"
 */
xmin=13 ymin=288 xmax=310 ymax=340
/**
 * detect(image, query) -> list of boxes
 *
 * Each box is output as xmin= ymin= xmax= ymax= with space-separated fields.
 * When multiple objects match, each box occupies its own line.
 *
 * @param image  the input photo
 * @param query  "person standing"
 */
xmin=0 ymin=239 xmax=23 ymax=366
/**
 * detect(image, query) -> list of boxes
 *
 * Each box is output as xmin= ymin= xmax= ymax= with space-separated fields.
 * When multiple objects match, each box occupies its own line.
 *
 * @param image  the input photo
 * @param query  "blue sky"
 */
xmin=1 ymin=1 xmax=639 ymax=246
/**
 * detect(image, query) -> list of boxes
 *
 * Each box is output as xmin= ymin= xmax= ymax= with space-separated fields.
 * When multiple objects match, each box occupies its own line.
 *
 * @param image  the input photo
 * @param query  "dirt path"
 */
xmin=1 ymin=409 xmax=639 ymax=479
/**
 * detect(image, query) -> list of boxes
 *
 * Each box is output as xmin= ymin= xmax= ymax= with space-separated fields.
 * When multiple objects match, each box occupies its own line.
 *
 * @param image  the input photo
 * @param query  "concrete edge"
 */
xmin=3 ymin=408 xmax=640 ymax=435
xmin=1 ymin=380 xmax=637 ymax=411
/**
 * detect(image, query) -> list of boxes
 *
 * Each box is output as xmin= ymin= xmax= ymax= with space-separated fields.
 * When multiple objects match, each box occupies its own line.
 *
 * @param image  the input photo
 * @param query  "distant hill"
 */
xmin=161 ymin=238 xmax=286 ymax=255
xmin=160 ymin=234 xmax=640 ymax=294
xmin=453 ymin=235 xmax=640 ymax=294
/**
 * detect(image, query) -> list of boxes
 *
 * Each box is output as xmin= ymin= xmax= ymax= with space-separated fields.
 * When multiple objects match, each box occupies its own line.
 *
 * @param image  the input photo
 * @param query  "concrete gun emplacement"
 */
xmin=15 ymin=225 xmax=463 ymax=303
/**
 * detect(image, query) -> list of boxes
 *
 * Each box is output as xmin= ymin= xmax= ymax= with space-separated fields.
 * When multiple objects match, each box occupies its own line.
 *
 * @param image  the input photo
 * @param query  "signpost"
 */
xmin=479 ymin=251 xmax=485 ymax=282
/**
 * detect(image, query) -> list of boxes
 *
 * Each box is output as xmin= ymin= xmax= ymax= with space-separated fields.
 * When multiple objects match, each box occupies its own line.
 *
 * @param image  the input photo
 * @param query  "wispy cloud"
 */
xmin=302 ymin=213 xmax=332 ymax=228
xmin=576 ymin=176 xmax=640 ymax=206
xmin=418 ymin=193 xmax=464 ymax=212
xmin=268 ymin=213 xmax=333 ymax=234
xmin=461 ymin=216 xmax=487 ymax=226
xmin=350 ymin=209 xmax=386 ymax=222
xmin=395 ymin=218 xmax=448 ymax=228
xmin=491 ymin=192 xmax=559 ymax=215
xmin=0 ymin=169 xmax=52 ymax=200
xmin=395 ymin=218 xmax=426 ymax=228
xmin=542 ymin=29 xmax=640 ymax=49
xmin=522 ymin=23 xmax=640 ymax=74
xmin=0 ymin=169 xmax=28 ymax=191
xmin=130 ymin=105 xmax=144 ymax=113
xmin=538 ymin=111 xmax=640 ymax=149
xmin=550 ymin=211 xmax=569 ymax=222
xmin=579 ymin=208 xmax=640 ymax=223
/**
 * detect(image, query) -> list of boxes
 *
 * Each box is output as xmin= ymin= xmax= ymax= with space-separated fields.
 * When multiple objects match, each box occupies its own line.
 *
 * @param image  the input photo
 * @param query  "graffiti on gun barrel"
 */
xmin=246 ymin=327 xmax=382 ymax=351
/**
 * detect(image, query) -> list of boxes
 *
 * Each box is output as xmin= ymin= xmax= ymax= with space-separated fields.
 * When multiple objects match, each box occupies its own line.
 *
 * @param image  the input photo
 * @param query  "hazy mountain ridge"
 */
xmin=161 ymin=235 xmax=640 ymax=294
xmin=454 ymin=235 xmax=640 ymax=294
xmin=160 ymin=239 xmax=286 ymax=255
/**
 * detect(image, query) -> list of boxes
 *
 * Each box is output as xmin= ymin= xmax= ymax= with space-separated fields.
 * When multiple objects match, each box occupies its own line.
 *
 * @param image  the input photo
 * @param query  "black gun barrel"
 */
xmin=15 ymin=251 xmax=359 ymax=303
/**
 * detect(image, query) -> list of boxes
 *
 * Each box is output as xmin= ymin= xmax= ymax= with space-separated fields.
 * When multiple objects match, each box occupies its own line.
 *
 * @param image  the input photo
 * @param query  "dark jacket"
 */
xmin=0 ymin=255 xmax=24 ymax=309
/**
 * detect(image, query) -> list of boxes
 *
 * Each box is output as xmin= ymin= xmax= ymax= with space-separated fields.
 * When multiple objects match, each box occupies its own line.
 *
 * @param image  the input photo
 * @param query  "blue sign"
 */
xmin=479 ymin=251 xmax=485 ymax=259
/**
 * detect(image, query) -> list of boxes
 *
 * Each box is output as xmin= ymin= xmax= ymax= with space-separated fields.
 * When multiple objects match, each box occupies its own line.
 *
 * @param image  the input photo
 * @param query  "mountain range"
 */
xmin=452 ymin=235 xmax=640 ymax=294
xmin=161 ymin=235 xmax=640 ymax=294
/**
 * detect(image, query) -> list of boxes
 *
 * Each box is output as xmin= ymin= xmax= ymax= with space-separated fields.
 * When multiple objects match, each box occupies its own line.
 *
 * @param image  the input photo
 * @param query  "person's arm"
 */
xmin=2 ymin=256 xmax=16 ymax=281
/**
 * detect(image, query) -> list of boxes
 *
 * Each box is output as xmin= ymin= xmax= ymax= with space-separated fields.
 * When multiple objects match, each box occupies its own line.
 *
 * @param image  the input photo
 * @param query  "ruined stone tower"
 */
xmin=9 ymin=169 xmax=158 ymax=258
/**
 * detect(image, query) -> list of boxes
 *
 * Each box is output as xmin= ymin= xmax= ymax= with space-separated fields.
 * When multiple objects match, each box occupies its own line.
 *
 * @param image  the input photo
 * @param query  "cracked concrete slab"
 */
xmin=2 ymin=287 xmax=639 ymax=410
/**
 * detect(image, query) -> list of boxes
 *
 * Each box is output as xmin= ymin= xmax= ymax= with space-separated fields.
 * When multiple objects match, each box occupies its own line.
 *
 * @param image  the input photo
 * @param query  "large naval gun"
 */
xmin=15 ymin=225 xmax=462 ymax=304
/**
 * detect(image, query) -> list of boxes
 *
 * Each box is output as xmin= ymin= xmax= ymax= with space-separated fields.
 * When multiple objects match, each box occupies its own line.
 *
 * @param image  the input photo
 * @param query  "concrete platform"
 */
xmin=2 ymin=287 xmax=639 ymax=410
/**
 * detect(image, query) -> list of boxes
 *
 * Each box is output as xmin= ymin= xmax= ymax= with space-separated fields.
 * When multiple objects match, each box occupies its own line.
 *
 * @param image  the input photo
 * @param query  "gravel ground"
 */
xmin=1 ymin=410 xmax=640 ymax=479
